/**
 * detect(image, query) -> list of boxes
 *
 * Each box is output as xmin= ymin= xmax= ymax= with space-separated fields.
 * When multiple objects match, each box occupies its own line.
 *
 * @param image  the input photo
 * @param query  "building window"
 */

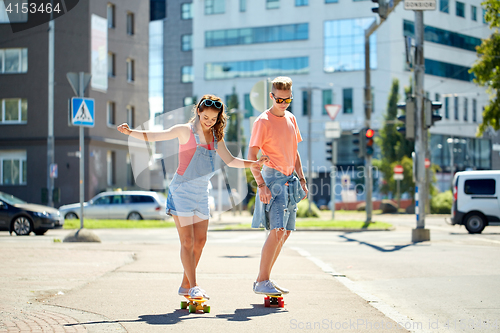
xmin=296 ymin=0 xmax=308 ymax=6
xmin=471 ymin=5 xmax=477 ymax=21
xmin=454 ymin=96 xmax=459 ymax=120
xmin=108 ymin=52 xmax=115 ymax=77
xmin=244 ymin=93 xmax=253 ymax=118
xmin=182 ymin=35 xmax=192 ymax=51
xmin=324 ymin=18 xmax=377 ymax=72
xmin=444 ymin=97 xmax=449 ymax=119
xmin=463 ymin=98 xmax=468 ymax=121
xmin=456 ymin=1 xmax=465 ymax=17
xmin=322 ymin=90 xmax=333 ymax=115
xmin=107 ymin=101 xmax=116 ymax=126
xmin=435 ymin=93 xmax=441 ymax=102
xmin=325 ymin=0 xmax=338 ymax=3
xmin=0 ymin=0 xmax=28 ymax=23
xmin=266 ymin=0 xmax=279 ymax=9
xmin=150 ymin=0 xmax=166 ymax=21
xmin=126 ymin=154 xmax=134 ymax=186
xmin=439 ymin=0 xmax=449 ymax=13
xmin=206 ymin=23 xmax=308 ymax=47
xmin=126 ymin=59 xmax=134 ymax=82
xmin=0 ymin=151 xmax=27 ymax=185
xmin=403 ymin=20 xmax=481 ymax=52
xmin=1 ymin=98 xmax=27 ymax=124
xmin=205 ymin=57 xmax=309 ymax=80
xmin=472 ymin=99 xmax=477 ymax=122
xmin=126 ymin=12 xmax=134 ymax=35
xmin=205 ymin=0 xmax=225 ymax=14
xmin=482 ymin=8 xmax=487 ymax=24
xmin=0 ymin=48 xmax=28 ymax=74
xmin=240 ymin=0 xmax=246 ymax=12
xmin=302 ymin=91 xmax=308 ymax=116
xmin=107 ymin=151 xmax=116 ymax=186
xmin=182 ymin=66 xmax=194 ymax=83
xmin=107 ymin=3 xmax=115 ymax=28
xmin=182 ymin=3 xmax=193 ymax=19
xmin=425 ymin=59 xmax=473 ymax=82
xmin=343 ymin=88 xmax=353 ymax=114
xmin=127 ymin=105 xmax=135 ymax=128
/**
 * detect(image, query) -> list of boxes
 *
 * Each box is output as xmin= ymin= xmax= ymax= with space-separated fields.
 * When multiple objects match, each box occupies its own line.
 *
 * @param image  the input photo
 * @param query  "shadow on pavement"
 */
xmin=65 ymin=305 xmax=285 ymax=327
xmin=216 ymin=304 xmax=287 ymax=321
xmin=339 ymin=234 xmax=419 ymax=252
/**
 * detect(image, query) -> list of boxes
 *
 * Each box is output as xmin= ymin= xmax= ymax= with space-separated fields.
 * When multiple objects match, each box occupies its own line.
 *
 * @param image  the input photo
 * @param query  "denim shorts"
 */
xmin=266 ymin=182 xmax=297 ymax=231
xmin=166 ymin=178 xmax=210 ymax=221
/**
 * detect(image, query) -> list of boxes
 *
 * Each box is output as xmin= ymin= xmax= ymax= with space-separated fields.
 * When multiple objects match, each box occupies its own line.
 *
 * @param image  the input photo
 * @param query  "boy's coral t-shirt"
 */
xmin=249 ymin=110 xmax=302 ymax=176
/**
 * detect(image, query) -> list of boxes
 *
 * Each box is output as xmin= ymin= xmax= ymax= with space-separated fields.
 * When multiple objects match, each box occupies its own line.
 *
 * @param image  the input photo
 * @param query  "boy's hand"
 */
xmin=259 ymin=185 xmax=272 ymax=204
xmin=300 ymin=179 xmax=308 ymax=200
xmin=117 ymin=123 xmax=132 ymax=135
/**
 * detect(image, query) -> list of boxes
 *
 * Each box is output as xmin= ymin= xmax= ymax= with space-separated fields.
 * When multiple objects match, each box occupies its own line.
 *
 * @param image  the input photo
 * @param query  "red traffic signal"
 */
xmin=366 ymin=128 xmax=375 ymax=138
xmin=365 ymin=128 xmax=374 ymax=156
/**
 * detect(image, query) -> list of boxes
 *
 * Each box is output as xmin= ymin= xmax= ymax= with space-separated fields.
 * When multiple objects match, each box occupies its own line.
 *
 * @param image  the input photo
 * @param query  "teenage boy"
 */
xmin=248 ymin=76 xmax=308 ymax=295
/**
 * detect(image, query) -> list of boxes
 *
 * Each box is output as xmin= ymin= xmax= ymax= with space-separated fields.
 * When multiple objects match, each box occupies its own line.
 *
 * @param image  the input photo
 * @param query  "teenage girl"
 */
xmin=117 ymin=95 xmax=268 ymax=299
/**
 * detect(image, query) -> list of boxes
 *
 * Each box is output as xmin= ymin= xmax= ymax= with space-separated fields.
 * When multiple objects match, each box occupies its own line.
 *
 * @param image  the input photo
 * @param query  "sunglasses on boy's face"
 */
xmin=200 ymin=99 xmax=223 ymax=109
xmin=272 ymin=93 xmax=293 ymax=104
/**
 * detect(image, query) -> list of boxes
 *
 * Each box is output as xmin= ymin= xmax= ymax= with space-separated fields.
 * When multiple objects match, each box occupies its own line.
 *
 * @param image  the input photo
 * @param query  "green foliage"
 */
xmin=469 ymin=0 xmax=500 ymax=135
xmin=430 ymin=190 xmax=453 ymax=214
xmin=297 ymin=199 xmax=320 ymax=218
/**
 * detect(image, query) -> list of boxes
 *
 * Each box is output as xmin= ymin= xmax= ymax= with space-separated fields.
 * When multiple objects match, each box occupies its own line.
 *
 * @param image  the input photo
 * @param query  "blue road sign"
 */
xmin=71 ymin=98 xmax=95 ymax=127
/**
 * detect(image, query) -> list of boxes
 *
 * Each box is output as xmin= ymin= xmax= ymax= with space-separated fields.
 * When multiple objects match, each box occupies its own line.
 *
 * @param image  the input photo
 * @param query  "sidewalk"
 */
xmin=0 ymin=229 xmax=409 ymax=332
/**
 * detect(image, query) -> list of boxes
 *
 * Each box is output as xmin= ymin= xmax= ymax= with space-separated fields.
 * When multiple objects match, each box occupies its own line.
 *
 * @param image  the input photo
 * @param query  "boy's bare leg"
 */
xmin=180 ymin=218 xmax=209 ymax=288
xmin=269 ymin=230 xmax=291 ymax=272
xmin=256 ymin=228 xmax=289 ymax=282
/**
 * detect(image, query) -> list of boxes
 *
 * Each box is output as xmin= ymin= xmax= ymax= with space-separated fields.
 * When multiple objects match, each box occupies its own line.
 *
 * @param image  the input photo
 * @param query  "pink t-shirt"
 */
xmin=249 ymin=110 xmax=302 ymax=176
xmin=177 ymin=129 xmax=214 ymax=176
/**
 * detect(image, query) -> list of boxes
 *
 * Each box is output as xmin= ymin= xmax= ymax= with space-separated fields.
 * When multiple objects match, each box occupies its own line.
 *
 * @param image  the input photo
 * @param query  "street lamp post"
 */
xmin=447 ymin=137 xmax=455 ymax=190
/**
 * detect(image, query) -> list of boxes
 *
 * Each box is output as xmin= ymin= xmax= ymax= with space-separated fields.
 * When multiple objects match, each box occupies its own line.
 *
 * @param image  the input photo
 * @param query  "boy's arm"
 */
xmin=295 ymin=151 xmax=308 ymax=199
xmin=248 ymin=146 xmax=272 ymax=204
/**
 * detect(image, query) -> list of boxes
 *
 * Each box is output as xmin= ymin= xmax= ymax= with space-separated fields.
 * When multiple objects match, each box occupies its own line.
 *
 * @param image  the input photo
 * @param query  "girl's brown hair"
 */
xmin=190 ymin=94 xmax=227 ymax=142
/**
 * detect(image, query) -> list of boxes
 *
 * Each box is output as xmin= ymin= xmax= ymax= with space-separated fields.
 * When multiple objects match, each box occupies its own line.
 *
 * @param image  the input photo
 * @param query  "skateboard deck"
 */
xmin=181 ymin=295 xmax=210 ymax=313
xmin=264 ymin=294 xmax=284 ymax=308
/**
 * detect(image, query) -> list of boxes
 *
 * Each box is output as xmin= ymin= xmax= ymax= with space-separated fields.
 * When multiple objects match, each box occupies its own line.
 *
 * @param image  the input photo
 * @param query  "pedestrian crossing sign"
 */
xmin=71 ymin=98 xmax=95 ymax=127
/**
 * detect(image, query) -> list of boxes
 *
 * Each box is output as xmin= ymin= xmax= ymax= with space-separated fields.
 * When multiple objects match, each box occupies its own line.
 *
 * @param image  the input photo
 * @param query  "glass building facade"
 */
xmin=205 ymin=56 xmax=309 ymax=80
xmin=205 ymin=23 xmax=308 ymax=47
xmin=324 ymin=18 xmax=377 ymax=72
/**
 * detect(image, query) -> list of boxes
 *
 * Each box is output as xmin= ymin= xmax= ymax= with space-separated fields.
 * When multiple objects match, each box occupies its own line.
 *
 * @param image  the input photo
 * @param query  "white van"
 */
xmin=451 ymin=171 xmax=500 ymax=233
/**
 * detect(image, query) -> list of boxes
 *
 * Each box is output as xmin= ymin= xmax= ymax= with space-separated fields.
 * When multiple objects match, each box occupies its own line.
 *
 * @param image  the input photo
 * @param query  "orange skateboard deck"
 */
xmin=181 ymin=295 xmax=210 ymax=313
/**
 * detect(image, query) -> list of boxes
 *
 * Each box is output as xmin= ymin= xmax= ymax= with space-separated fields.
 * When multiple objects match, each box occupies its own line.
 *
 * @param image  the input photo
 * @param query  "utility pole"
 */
xmin=412 ymin=10 xmax=430 ymax=242
xmin=47 ymin=4 xmax=55 ymax=207
xmin=306 ymin=84 xmax=313 ymax=215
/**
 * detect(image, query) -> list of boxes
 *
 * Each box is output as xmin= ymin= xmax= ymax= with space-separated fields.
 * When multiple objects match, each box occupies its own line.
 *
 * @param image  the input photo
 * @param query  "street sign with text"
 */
xmin=404 ymin=0 xmax=436 ymax=10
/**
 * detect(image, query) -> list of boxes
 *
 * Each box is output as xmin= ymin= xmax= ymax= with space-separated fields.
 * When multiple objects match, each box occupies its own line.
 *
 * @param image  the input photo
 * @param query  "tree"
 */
xmin=469 ymin=0 xmax=500 ymax=135
xmin=373 ymin=78 xmax=416 ymax=197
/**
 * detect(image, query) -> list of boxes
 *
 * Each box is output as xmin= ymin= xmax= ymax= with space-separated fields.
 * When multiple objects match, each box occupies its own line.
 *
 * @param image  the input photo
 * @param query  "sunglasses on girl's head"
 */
xmin=200 ymin=99 xmax=223 ymax=109
xmin=272 ymin=93 xmax=293 ymax=104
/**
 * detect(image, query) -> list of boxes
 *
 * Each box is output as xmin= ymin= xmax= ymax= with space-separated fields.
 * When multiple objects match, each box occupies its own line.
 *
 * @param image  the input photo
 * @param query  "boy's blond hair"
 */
xmin=272 ymin=76 xmax=293 ymax=92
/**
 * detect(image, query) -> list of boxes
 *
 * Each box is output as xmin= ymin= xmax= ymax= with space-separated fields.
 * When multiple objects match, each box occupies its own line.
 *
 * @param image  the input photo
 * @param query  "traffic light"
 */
xmin=352 ymin=128 xmax=366 ymax=158
xmin=397 ymin=98 xmax=415 ymax=140
xmin=365 ymin=128 xmax=375 ymax=156
xmin=372 ymin=0 xmax=388 ymax=19
xmin=425 ymin=98 xmax=443 ymax=128
xmin=326 ymin=141 xmax=333 ymax=162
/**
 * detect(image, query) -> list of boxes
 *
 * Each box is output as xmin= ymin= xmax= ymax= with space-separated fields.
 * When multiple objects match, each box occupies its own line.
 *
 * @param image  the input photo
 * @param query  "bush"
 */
xmin=297 ymin=199 xmax=320 ymax=218
xmin=431 ymin=190 xmax=452 ymax=214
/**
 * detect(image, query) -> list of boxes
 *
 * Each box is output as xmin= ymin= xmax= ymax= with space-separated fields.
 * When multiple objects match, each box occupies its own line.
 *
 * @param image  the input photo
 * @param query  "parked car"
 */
xmin=0 ymin=191 xmax=63 ymax=236
xmin=59 ymin=191 xmax=167 ymax=221
xmin=451 ymin=170 xmax=500 ymax=233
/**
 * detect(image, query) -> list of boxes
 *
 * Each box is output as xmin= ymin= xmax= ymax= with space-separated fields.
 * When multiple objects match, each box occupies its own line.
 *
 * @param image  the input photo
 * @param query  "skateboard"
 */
xmin=180 ymin=295 xmax=210 ymax=313
xmin=264 ymin=294 xmax=284 ymax=308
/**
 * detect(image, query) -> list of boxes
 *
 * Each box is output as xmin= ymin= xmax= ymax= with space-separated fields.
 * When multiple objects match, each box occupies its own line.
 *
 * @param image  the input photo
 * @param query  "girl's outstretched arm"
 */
xmin=216 ymin=139 xmax=269 ymax=169
xmin=117 ymin=123 xmax=190 ymax=143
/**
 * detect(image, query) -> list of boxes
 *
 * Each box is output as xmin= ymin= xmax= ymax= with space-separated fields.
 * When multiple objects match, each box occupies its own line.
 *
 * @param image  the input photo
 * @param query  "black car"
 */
xmin=0 ymin=191 xmax=63 ymax=236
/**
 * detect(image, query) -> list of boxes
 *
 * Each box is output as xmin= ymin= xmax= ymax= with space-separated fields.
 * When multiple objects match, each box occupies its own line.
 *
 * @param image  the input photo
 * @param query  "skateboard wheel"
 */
xmin=189 ymin=304 xmax=197 ymax=313
xmin=278 ymin=298 xmax=284 ymax=307
xmin=180 ymin=301 xmax=188 ymax=309
xmin=264 ymin=298 xmax=271 ymax=307
xmin=203 ymin=305 xmax=210 ymax=313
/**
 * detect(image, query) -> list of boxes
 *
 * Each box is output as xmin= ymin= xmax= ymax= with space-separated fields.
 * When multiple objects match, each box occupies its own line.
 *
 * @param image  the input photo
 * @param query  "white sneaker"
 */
xmin=189 ymin=286 xmax=204 ymax=299
xmin=271 ymin=280 xmax=289 ymax=294
xmin=178 ymin=286 xmax=189 ymax=296
xmin=253 ymin=280 xmax=281 ymax=295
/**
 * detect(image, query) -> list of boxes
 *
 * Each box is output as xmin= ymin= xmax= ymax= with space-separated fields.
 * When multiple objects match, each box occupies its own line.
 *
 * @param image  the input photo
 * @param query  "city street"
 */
xmin=0 ymin=213 xmax=499 ymax=332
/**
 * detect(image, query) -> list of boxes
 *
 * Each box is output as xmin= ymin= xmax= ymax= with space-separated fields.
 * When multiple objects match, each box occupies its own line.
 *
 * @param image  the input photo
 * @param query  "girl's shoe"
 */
xmin=189 ymin=286 xmax=204 ymax=299
xmin=178 ymin=286 xmax=189 ymax=296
